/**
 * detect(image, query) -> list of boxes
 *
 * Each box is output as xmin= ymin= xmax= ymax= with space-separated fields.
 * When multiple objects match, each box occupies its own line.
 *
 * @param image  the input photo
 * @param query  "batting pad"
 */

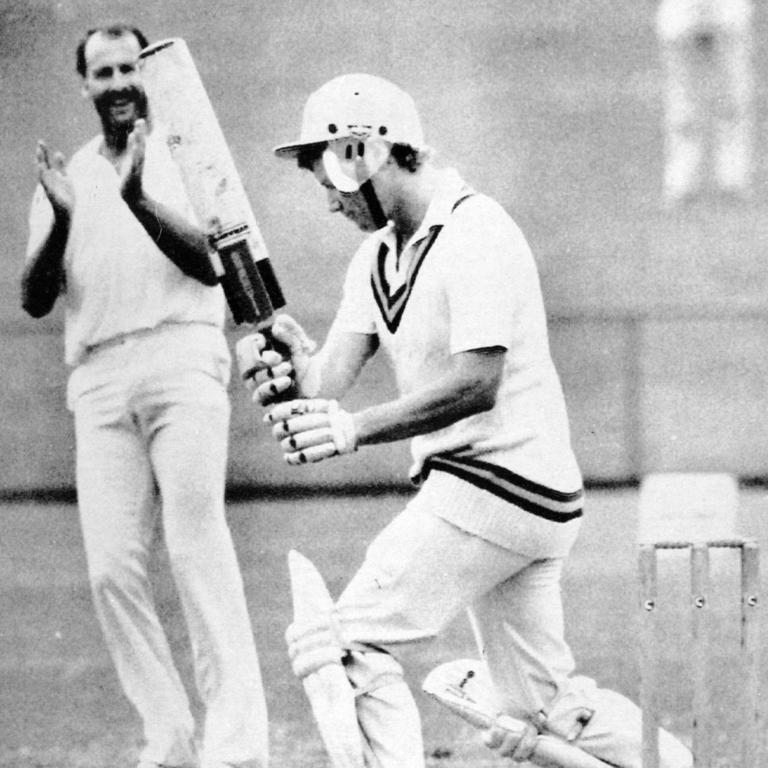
xmin=287 ymin=550 xmax=365 ymax=768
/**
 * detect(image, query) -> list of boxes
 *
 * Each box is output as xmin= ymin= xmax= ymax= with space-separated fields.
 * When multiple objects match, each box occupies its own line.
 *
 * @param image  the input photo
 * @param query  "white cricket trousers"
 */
xmin=68 ymin=323 xmax=268 ymax=768
xmin=334 ymin=473 xmax=692 ymax=768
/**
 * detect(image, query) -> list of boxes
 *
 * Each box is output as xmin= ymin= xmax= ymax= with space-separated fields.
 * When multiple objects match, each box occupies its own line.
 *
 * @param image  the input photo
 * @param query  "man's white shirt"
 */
xmin=331 ymin=168 xmax=582 ymax=497
xmin=26 ymin=125 xmax=225 ymax=366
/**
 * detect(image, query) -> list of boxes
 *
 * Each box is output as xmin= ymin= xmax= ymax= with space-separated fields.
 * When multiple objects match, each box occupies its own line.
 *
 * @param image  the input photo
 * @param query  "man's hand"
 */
xmin=119 ymin=118 xmax=147 ymax=206
xmin=235 ymin=315 xmax=318 ymax=405
xmin=264 ymin=399 xmax=357 ymax=465
xmin=235 ymin=333 xmax=293 ymax=400
xmin=482 ymin=724 xmax=540 ymax=762
xmin=36 ymin=141 xmax=74 ymax=218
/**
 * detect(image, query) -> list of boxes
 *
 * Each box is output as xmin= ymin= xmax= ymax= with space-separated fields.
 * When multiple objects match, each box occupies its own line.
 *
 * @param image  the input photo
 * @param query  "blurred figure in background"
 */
xmin=656 ymin=0 xmax=755 ymax=206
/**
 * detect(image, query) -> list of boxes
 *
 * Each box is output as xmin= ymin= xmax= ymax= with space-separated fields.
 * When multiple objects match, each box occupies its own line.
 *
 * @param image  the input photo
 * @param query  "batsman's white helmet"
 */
xmin=273 ymin=73 xmax=425 ymax=192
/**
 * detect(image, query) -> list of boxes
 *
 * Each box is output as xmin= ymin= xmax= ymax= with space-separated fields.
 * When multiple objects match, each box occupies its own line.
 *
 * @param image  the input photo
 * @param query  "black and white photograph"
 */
xmin=1 ymin=1 xmax=767 ymax=766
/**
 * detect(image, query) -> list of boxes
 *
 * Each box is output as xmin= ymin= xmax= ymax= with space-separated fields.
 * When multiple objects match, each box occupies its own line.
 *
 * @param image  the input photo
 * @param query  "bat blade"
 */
xmin=423 ymin=660 xmax=613 ymax=768
xmin=138 ymin=38 xmax=284 ymax=327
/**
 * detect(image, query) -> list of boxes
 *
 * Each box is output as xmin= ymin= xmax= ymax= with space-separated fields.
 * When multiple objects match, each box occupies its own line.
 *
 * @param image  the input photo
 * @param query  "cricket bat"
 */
xmin=422 ymin=660 xmax=614 ymax=768
xmin=138 ymin=38 xmax=285 ymax=331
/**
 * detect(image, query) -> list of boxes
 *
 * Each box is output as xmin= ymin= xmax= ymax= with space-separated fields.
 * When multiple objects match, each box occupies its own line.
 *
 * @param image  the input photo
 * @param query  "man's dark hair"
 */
xmin=296 ymin=144 xmax=325 ymax=172
xmin=296 ymin=142 xmax=422 ymax=174
xmin=389 ymin=144 xmax=421 ymax=173
xmin=76 ymin=24 xmax=149 ymax=77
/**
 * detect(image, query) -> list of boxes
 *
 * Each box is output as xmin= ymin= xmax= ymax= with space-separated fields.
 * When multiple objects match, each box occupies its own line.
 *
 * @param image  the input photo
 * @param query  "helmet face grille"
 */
xmin=322 ymin=136 xmax=391 ymax=192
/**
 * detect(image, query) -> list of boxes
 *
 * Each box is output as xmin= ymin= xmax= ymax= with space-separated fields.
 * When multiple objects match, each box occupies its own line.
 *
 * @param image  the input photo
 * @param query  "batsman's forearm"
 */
xmin=310 ymin=351 xmax=359 ymax=400
xmin=128 ymin=196 xmax=219 ymax=286
xmin=21 ymin=214 xmax=69 ymax=318
xmin=352 ymin=348 xmax=504 ymax=446
xmin=309 ymin=329 xmax=378 ymax=400
xmin=354 ymin=377 xmax=494 ymax=446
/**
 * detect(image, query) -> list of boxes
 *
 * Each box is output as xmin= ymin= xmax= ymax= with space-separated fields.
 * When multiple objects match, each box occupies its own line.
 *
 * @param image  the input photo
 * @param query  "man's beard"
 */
xmin=95 ymin=87 xmax=149 ymax=135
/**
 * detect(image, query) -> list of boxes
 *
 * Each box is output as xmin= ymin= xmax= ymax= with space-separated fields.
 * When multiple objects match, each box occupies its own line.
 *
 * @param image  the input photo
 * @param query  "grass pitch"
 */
xmin=1 ymin=487 xmax=766 ymax=767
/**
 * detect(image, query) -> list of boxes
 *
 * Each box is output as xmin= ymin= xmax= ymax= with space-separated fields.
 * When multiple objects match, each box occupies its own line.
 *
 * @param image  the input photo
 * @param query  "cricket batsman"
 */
xmin=239 ymin=74 xmax=693 ymax=767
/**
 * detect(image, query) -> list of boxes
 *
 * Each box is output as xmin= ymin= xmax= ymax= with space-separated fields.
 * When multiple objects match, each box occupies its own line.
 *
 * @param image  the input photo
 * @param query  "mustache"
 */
xmin=94 ymin=86 xmax=148 ymax=127
xmin=100 ymin=85 xmax=144 ymax=103
xmin=95 ymin=86 xmax=146 ymax=109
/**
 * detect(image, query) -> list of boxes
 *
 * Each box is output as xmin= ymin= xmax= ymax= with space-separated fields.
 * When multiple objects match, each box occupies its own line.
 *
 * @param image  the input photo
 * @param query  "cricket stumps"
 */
xmin=639 ymin=538 xmax=761 ymax=768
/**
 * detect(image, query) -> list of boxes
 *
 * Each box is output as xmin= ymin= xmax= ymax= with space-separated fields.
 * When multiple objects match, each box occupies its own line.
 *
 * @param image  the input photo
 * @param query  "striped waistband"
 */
xmin=418 ymin=455 xmax=584 ymax=523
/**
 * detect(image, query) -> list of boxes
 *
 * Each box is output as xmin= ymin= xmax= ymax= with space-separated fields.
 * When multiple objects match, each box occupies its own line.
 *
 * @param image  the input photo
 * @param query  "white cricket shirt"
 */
xmin=26 ymin=126 xmax=225 ymax=366
xmin=332 ymin=169 xmax=583 ymax=526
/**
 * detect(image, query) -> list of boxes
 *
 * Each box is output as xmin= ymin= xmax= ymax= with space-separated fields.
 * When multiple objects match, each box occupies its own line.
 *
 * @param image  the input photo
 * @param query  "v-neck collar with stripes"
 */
xmin=370 ymin=169 xmax=475 ymax=334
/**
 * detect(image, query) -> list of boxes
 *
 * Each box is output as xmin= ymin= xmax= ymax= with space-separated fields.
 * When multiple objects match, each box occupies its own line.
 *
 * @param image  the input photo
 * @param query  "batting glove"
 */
xmin=235 ymin=314 xmax=317 ymax=405
xmin=235 ymin=333 xmax=292 ymax=398
xmin=265 ymin=399 xmax=357 ymax=465
xmin=482 ymin=723 xmax=540 ymax=762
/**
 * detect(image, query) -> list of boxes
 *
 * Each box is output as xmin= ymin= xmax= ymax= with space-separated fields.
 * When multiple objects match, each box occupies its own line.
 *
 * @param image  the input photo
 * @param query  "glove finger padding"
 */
xmin=285 ymin=443 xmax=342 ymax=465
xmin=254 ymin=376 xmax=295 ymax=405
xmin=483 ymin=723 xmax=539 ymax=762
xmin=235 ymin=333 xmax=268 ymax=381
xmin=253 ymin=376 xmax=295 ymax=405
xmin=266 ymin=399 xmax=358 ymax=465
xmin=266 ymin=399 xmax=336 ymax=422
xmin=281 ymin=427 xmax=334 ymax=452
xmin=236 ymin=332 xmax=289 ymax=392
xmin=270 ymin=315 xmax=321 ymax=397
xmin=253 ymin=360 xmax=295 ymax=404
xmin=272 ymin=412 xmax=336 ymax=439
xmin=238 ymin=316 xmax=318 ymax=400
xmin=482 ymin=726 xmax=506 ymax=750
xmin=253 ymin=360 xmax=293 ymax=386
xmin=271 ymin=314 xmax=317 ymax=358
